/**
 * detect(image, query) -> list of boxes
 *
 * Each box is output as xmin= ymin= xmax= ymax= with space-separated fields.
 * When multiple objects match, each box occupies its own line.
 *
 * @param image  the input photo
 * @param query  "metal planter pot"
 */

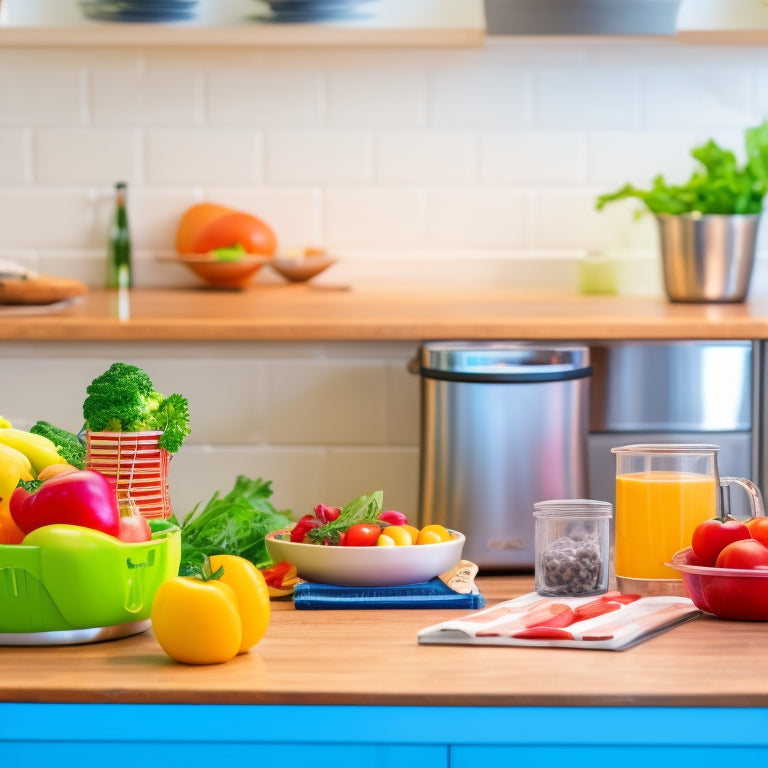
xmin=656 ymin=213 xmax=761 ymax=303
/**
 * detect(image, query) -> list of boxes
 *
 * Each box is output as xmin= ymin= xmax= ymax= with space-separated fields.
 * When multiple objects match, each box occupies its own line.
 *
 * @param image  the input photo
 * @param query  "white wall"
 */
xmin=3 ymin=37 xmax=768 ymax=522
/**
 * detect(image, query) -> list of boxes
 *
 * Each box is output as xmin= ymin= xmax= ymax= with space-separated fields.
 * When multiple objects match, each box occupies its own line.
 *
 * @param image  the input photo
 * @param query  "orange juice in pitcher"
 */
xmin=612 ymin=444 xmax=764 ymax=596
xmin=615 ymin=470 xmax=716 ymax=581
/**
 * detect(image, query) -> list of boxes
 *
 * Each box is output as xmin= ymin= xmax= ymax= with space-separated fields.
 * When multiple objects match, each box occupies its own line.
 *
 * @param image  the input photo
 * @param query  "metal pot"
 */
xmin=655 ymin=212 xmax=761 ymax=303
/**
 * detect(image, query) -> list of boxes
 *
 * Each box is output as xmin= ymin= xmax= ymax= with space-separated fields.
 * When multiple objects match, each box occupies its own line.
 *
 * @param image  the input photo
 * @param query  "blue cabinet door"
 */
xmin=2 ymin=702 xmax=767 ymax=766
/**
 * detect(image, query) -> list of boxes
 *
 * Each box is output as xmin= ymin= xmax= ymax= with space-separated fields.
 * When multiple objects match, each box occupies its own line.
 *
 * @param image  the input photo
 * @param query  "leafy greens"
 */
xmin=171 ymin=475 xmax=294 ymax=575
xmin=595 ymin=121 xmax=768 ymax=216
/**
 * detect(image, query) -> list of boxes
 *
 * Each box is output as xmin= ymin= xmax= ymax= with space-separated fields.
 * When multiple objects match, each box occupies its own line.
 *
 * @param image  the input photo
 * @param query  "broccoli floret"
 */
xmin=82 ymin=362 xmax=191 ymax=453
xmin=29 ymin=420 xmax=87 ymax=469
xmin=83 ymin=362 xmax=154 ymax=432
xmin=153 ymin=393 xmax=191 ymax=453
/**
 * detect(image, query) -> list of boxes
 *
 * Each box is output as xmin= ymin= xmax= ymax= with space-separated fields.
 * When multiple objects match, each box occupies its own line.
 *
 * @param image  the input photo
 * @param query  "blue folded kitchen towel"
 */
xmin=292 ymin=577 xmax=485 ymax=610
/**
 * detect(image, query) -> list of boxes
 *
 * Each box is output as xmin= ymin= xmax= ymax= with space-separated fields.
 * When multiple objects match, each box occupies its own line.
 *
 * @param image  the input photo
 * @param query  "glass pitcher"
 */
xmin=611 ymin=443 xmax=764 ymax=596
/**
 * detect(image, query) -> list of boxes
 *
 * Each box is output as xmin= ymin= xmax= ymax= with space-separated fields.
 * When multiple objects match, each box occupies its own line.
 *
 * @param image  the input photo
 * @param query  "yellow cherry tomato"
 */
xmin=209 ymin=554 xmax=271 ymax=653
xmin=151 ymin=576 xmax=242 ymax=665
xmin=402 ymin=524 xmax=420 ymax=542
xmin=380 ymin=525 xmax=413 ymax=546
xmin=376 ymin=533 xmax=396 ymax=546
xmin=416 ymin=524 xmax=452 ymax=545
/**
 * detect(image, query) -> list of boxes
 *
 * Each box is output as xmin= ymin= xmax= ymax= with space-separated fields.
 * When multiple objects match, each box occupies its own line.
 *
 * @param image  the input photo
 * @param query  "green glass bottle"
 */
xmin=107 ymin=181 xmax=132 ymax=289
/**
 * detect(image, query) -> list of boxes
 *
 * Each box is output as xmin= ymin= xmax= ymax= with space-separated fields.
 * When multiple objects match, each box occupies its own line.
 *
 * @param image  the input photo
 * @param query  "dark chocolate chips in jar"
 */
xmin=539 ymin=535 xmax=602 ymax=596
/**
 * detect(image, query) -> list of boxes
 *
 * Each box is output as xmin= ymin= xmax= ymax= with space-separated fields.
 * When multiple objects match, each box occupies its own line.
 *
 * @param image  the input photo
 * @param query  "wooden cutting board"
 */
xmin=0 ymin=275 xmax=88 ymax=305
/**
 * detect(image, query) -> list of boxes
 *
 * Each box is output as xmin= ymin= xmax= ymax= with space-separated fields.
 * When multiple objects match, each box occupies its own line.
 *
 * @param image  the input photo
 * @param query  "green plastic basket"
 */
xmin=0 ymin=524 xmax=181 ymax=633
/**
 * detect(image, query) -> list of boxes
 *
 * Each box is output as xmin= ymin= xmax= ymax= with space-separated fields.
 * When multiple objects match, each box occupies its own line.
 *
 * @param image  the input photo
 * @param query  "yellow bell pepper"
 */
xmin=0 ymin=443 xmax=33 ymax=544
xmin=151 ymin=554 xmax=271 ymax=665
xmin=209 ymin=554 xmax=271 ymax=653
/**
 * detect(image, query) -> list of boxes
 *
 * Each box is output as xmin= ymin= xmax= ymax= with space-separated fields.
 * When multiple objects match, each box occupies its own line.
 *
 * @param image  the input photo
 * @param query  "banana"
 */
xmin=0 ymin=416 xmax=12 ymax=429
xmin=0 ymin=442 xmax=33 ymax=544
xmin=0 ymin=428 xmax=67 ymax=475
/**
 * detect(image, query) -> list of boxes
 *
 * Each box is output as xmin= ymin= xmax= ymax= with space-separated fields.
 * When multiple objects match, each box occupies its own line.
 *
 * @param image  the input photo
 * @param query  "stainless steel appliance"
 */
xmin=587 ymin=341 xmax=757 ymax=518
xmin=417 ymin=342 xmax=592 ymax=570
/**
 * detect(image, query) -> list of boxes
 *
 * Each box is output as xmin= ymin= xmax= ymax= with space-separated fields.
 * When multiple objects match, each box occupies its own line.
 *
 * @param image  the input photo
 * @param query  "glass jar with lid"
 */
xmin=533 ymin=499 xmax=612 ymax=597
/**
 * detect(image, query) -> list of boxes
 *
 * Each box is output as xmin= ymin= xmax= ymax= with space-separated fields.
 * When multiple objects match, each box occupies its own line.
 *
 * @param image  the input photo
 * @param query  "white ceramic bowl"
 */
xmin=265 ymin=529 xmax=465 ymax=587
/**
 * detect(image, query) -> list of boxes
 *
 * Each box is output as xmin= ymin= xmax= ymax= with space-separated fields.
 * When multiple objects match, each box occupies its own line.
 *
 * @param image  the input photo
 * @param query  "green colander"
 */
xmin=0 ymin=523 xmax=181 ymax=633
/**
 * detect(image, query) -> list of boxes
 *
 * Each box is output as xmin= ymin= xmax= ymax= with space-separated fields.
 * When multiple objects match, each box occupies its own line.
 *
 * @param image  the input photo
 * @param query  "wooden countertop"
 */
xmin=4 ymin=286 xmax=768 ymax=341
xmin=3 ymin=576 xmax=768 ymax=708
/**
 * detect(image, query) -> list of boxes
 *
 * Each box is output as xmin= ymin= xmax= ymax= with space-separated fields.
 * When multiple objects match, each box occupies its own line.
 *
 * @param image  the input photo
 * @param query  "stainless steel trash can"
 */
xmin=417 ymin=342 xmax=592 ymax=570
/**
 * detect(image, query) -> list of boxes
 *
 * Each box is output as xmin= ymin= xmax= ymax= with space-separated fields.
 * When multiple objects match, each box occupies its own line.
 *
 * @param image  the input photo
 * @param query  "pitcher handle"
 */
xmin=720 ymin=476 xmax=765 ymax=519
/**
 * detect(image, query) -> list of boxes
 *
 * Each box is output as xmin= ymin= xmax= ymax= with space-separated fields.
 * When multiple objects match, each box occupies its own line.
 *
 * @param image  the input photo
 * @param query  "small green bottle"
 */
xmin=107 ymin=181 xmax=132 ymax=289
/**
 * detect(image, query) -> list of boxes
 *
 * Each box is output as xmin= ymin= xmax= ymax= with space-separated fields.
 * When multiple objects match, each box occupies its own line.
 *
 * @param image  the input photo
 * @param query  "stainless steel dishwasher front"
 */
xmin=587 ymin=340 xmax=757 ymax=518
xmin=417 ymin=342 xmax=592 ymax=570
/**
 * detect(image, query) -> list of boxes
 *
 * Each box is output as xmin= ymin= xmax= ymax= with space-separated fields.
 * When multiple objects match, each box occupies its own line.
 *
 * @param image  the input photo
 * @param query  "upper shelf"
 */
xmin=0 ymin=0 xmax=766 ymax=48
xmin=0 ymin=0 xmax=486 ymax=48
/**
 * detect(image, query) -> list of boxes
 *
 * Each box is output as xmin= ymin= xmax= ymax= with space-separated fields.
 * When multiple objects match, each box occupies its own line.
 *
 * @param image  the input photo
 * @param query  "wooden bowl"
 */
xmin=269 ymin=256 xmax=337 ymax=283
xmin=178 ymin=254 xmax=270 ymax=290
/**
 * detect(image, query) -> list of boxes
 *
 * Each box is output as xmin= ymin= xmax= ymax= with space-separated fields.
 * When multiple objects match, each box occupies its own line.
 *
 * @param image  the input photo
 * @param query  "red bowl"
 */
xmin=666 ymin=547 xmax=768 ymax=620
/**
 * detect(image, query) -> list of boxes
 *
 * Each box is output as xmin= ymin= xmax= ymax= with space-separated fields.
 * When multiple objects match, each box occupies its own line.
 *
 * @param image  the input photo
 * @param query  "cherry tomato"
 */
xmin=691 ymin=518 xmax=751 ymax=566
xmin=376 ymin=525 xmax=413 ymax=546
xmin=416 ymin=524 xmax=452 ymax=545
xmin=744 ymin=517 xmax=768 ymax=548
xmin=715 ymin=538 xmax=768 ymax=569
xmin=402 ymin=524 xmax=420 ymax=542
xmin=117 ymin=515 xmax=152 ymax=543
xmin=345 ymin=522 xmax=381 ymax=547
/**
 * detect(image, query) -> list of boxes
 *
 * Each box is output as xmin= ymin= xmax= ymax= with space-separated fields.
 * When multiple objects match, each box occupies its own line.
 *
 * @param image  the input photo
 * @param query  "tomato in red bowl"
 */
xmin=667 ymin=547 xmax=768 ymax=620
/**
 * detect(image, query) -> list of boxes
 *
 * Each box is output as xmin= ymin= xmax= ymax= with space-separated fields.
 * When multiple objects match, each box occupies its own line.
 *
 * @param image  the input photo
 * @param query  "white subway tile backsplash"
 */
xmin=589 ymin=130 xmax=701 ymax=188
xmin=34 ymin=129 xmax=136 ymax=185
xmin=144 ymin=129 xmax=263 ymax=185
xmin=533 ymin=189 xmax=629 ymax=251
xmin=0 ymin=50 xmax=84 ymax=126
xmin=427 ymin=189 xmax=527 ymax=249
xmin=326 ymin=66 xmax=428 ymax=127
xmin=265 ymin=130 xmax=372 ymax=186
xmin=386 ymin=359 xmax=421 ymax=446
xmin=641 ymin=66 xmax=756 ymax=128
xmin=375 ymin=130 xmax=476 ymax=185
xmin=265 ymin=359 xmax=389 ymax=445
xmin=89 ymin=53 xmax=202 ymax=126
xmin=429 ymin=63 xmax=530 ymax=128
xmin=480 ymin=130 xmax=585 ymax=186
xmin=0 ymin=189 xmax=98 ymax=249
xmin=534 ymin=66 xmax=641 ymax=128
xmin=0 ymin=130 xmax=29 ymax=184
xmin=207 ymin=66 xmax=322 ymax=127
xmin=128 ymin=189 xmax=201 ymax=250
xmin=325 ymin=189 xmax=425 ymax=248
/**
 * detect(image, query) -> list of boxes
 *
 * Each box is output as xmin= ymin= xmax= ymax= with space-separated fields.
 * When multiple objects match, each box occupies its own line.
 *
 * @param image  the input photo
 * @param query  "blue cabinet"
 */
xmin=2 ymin=704 xmax=767 ymax=766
